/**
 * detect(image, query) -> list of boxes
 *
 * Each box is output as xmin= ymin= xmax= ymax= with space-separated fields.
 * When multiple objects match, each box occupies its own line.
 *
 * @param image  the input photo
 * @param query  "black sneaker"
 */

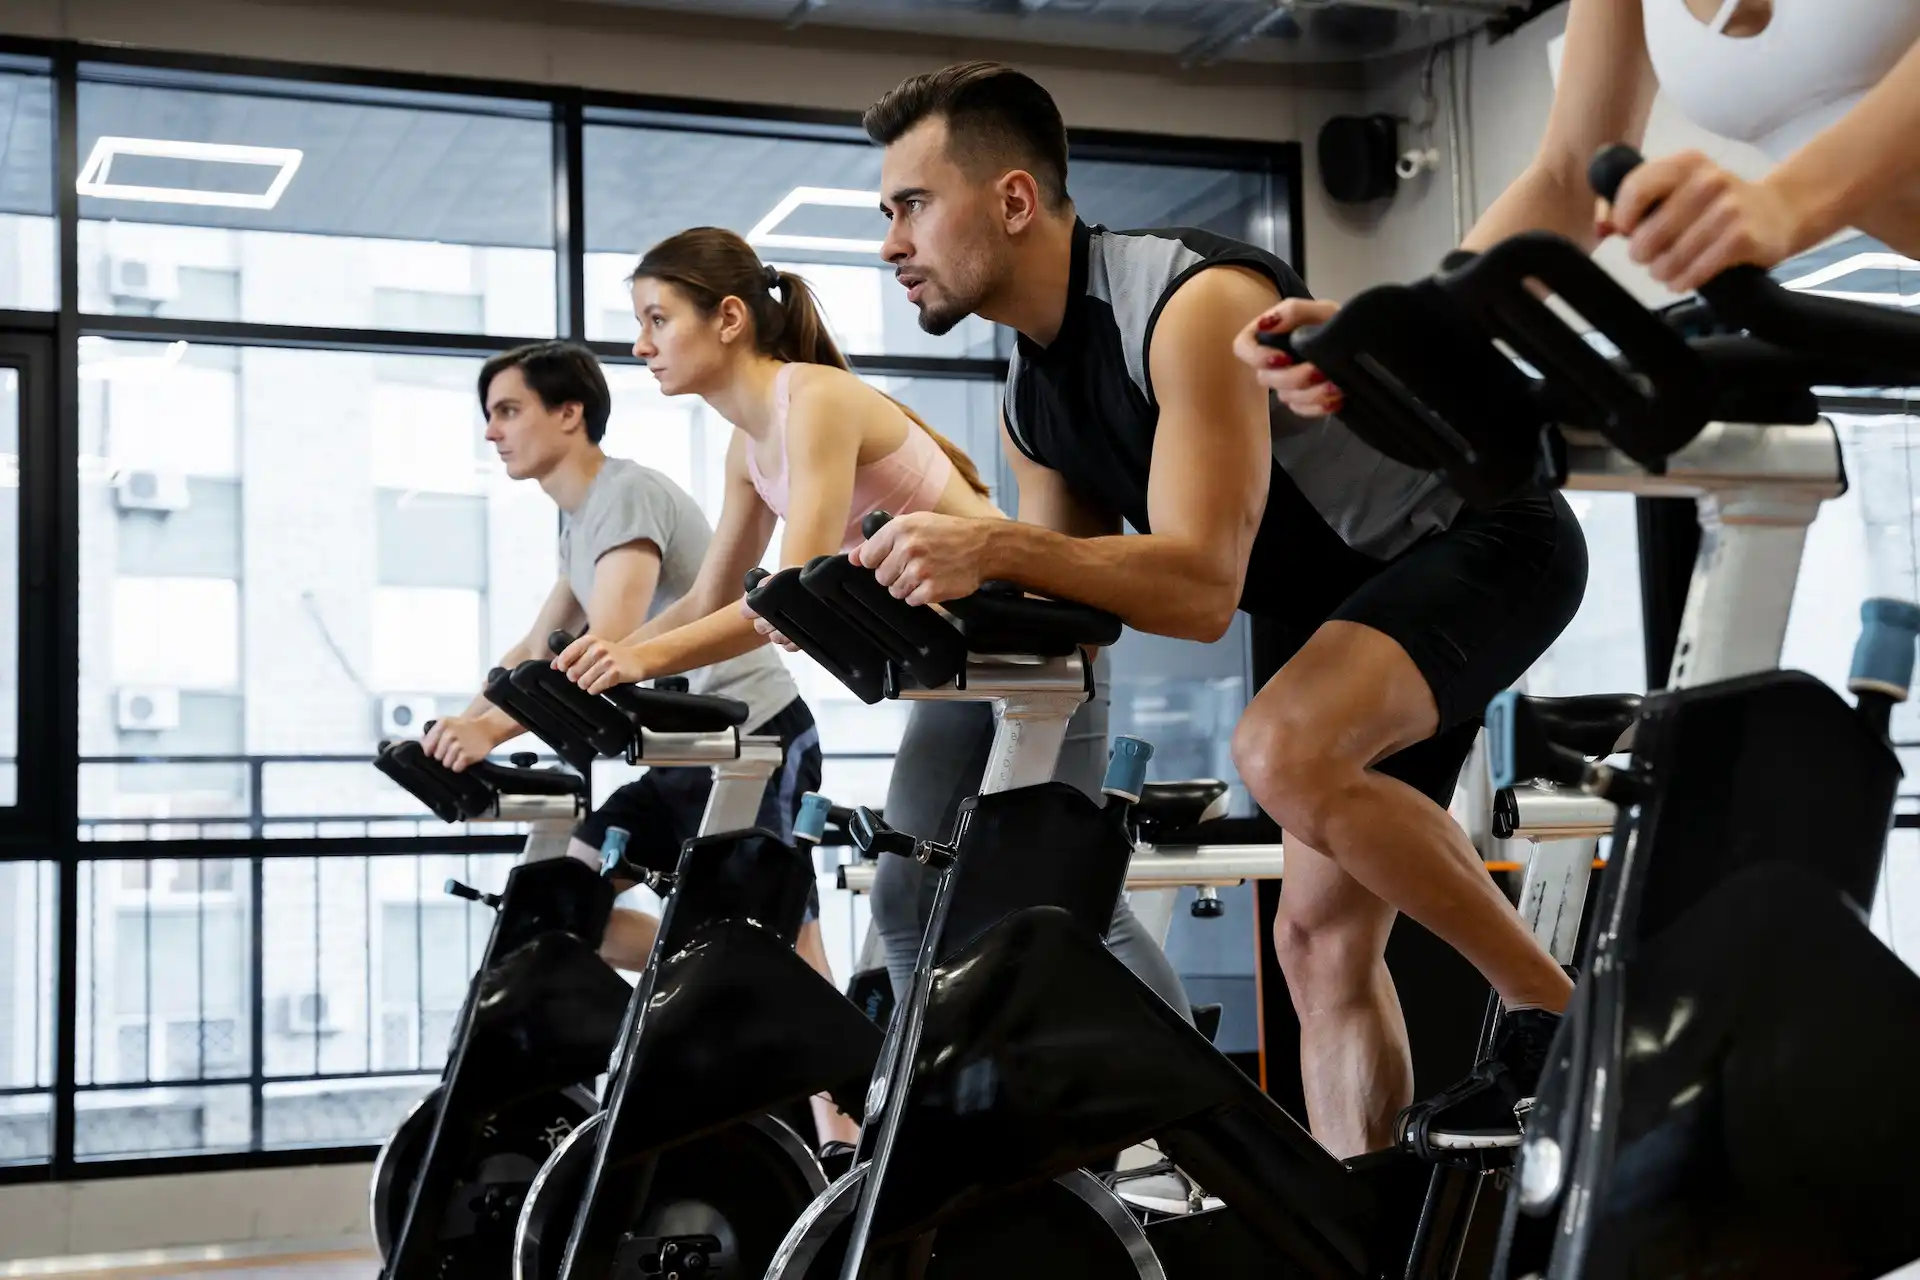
xmin=1397 ymin=1007 xmax=1563 ymax=1165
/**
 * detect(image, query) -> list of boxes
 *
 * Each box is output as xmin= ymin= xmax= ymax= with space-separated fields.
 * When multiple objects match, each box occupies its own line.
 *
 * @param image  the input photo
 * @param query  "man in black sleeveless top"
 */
xmin=852 ymin=63 xmax=1590 ymax=1160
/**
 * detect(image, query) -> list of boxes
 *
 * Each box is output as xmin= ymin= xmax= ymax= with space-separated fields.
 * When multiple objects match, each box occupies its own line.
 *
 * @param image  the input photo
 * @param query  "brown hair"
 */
xmin=863 ymin=62 xmax=1071 ymax=211
xmin=478 ymin=341 xmax=611 ymax=443
xmin=631 ymin=227 xmax=990 ymax=498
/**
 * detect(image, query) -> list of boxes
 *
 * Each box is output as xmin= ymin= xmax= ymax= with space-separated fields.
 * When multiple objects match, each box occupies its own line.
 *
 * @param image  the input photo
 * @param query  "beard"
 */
xmin=915 ymin=292 xmax=969 ymax=337
xmin=908 ymin=251 xmax=991 ymax=336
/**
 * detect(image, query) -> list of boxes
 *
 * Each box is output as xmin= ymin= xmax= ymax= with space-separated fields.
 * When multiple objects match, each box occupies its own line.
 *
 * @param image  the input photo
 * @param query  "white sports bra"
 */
xmin=1643 ymin=0 xmax=1920 ymax=160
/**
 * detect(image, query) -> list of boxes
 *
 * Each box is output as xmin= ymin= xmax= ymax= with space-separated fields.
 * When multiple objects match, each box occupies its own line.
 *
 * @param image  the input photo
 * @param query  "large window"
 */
xmin=76 ymin=70 xmax=555 ymax=336
xmin=76 ymin=340 xmax=557 ymax=837
xmin=0 ymin=42 xmax=1302 ymax=1178
xmin=1771 ymin=233 xmax=1920 ymax=967
xmin=0 ymin=57 xmax=55 ymax=313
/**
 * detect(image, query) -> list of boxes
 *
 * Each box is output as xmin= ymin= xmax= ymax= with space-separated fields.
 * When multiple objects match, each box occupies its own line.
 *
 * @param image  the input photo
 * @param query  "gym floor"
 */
xmin=5 ymin=1251 xmax=374 ymax=1279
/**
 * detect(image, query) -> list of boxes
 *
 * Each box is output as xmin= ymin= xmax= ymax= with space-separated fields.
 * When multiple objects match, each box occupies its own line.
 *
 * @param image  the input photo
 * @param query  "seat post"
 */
xmin=896 ymin=653 xmax=1092 ymax=795
xmin=1563 ymin=419 xmax=1845 ymax=688
xmin=623 ymin=728 xmax=783 ymax=837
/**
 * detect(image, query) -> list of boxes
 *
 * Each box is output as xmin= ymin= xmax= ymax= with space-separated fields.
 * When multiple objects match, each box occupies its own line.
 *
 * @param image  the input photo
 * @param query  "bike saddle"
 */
xmin=1132 ymin=780 xmax=1231 ymax=834
xmin=1522 ymin=693 xmax=1643 ymax=758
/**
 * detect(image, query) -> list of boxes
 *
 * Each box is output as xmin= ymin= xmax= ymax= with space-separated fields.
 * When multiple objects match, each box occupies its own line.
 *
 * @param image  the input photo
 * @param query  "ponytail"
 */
xmin=634 ymin=227 xmax=992 ymax=499
xmin=766 ymin=269 xmax=852 ymax=372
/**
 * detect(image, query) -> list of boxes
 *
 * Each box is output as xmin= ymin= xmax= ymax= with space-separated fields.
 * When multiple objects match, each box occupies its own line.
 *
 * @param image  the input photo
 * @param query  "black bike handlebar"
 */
xmin=1590 ymin=144 xmax=1920 ymax=384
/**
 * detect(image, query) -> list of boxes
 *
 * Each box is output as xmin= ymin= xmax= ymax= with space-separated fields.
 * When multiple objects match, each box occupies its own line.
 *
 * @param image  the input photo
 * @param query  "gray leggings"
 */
xmin=870 ymin=677 xmax=1192 ymax=1023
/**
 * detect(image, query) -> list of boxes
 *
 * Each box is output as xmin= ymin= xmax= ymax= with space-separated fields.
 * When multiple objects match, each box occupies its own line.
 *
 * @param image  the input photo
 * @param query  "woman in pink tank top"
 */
xmin=551 ymin=226 xmax=1002 ymax=696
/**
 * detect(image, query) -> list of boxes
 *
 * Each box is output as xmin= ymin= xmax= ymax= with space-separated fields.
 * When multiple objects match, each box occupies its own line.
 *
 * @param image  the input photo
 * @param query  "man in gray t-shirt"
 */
xmin=556 ymin=456 xmax=794 ymax=725
xmin=423 ymin=343 xmax=817 ymax=973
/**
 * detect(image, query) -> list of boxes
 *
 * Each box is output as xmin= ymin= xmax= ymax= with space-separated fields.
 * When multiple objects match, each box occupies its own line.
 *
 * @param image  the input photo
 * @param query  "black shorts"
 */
xmin=573 ymin=697 xmax=824 ymax=922
xmin=1258 ymin=490 xmax=1589 ymax=805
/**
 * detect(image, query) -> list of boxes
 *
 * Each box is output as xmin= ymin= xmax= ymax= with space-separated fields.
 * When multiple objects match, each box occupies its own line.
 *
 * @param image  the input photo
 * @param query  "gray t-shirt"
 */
xmin=559 ymin=457 xmax=797 ymax=731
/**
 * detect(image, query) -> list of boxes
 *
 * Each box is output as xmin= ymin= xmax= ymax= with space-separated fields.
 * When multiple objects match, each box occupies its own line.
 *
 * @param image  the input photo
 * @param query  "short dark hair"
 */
xmin=863 ymin=62 xmax=1070 ymax=210
xmin=478 ymin=341 xmax=612 ymax=444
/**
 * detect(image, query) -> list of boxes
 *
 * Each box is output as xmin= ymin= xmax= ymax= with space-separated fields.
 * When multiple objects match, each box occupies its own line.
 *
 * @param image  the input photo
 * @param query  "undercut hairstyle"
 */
xmin=479 ymin=341 xmax=612 ymax=444
xmin=863 ymin=62 xmax=1071 ymax=211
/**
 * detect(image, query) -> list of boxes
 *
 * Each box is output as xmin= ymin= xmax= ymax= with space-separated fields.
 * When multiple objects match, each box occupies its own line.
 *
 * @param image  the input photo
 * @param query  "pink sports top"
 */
xmin=745 ymin=363 xmax=958 ymax=552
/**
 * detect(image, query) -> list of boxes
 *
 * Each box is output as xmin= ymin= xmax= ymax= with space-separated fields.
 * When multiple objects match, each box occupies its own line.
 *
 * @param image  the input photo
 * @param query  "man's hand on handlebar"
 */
xmin=1596 ymin=149 xmax=1803 ymax=295
xmin=1230 ymin=297 xmax=1344 ymax=418
xmin=851 ymin=511 xmax=991 ymax=608
xmin=422 ymin=715 xmax=499 ymax=774
xmin=553 ymin=634 xmax=651 ymax=696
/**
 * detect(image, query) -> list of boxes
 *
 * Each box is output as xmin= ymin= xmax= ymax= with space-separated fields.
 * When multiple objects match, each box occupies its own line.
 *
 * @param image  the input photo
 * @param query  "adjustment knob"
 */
xmin=1191 ymin=886 xmax=1224 ymax=919
xmin=510 ymin=752 xmax=538 ymax=770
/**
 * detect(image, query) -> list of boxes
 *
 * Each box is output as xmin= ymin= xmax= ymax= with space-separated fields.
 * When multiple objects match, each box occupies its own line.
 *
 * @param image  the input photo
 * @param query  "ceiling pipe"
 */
xmin=1179 ymin=0 xmax=1517 ymax=67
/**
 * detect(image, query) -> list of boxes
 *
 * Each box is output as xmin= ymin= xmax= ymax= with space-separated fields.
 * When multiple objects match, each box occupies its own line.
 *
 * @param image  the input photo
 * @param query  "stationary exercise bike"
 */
xmin=370 ymin=740 xmax=629 ymax=1280
xmin=498 ymin=643 xmax=887 ymax=1280
xmin=1270 ymin=143 xmax=1920 ymax=1277
xmin=745 ymin=526 xmax=1599 ymax=1279
xmin=372 ymin=642 xmax=804 ymax=1280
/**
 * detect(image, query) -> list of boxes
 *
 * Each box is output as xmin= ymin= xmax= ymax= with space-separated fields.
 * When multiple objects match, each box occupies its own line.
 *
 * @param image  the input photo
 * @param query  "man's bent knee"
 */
xmin=1232 ymin=715 xmax=1352 ymax=851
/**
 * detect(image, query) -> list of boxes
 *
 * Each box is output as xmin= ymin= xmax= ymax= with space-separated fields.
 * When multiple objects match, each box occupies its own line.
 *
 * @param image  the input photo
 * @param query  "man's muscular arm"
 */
xmin=859 ymin=266 xmax=1273 ymax=642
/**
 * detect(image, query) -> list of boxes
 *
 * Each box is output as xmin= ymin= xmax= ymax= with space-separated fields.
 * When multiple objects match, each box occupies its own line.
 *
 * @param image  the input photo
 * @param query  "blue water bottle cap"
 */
xmin=1850 ymin=597 xmax=1920 ymax=701
xmin=600 ymin=825 xmax=631 ymax=875
xmin=795 ymin=792 xmax=832 ymax=844
xmin=1101 ymin=736 xmax=1155 ymax=801
xmin=1485 ymin=689 xmax=1520 ymax=790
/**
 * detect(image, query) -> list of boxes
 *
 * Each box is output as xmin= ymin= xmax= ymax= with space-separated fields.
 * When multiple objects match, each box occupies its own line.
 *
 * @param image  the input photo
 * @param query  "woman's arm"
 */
xmin=1463 ymin=0 xmax=1658 ymax=252
xmin=1607 ymin=32 xmax=1920 ymax=292
xmin=624 ymin=434 xmax=777 ymax=643
xmin=1771 ymin=34 xmax=1920 ymax=246
xmin=559 ymin=373 xmax=870 ymax=693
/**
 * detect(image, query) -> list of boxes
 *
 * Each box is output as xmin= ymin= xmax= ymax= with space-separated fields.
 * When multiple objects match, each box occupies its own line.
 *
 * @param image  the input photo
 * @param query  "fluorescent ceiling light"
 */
xmin=747 ymin=186 xmax=883 ymax=255
xmin=78 ymin=136 xmax=304 ymax=210
xmin=1780 ymin=251 xmax=1920 ymax=308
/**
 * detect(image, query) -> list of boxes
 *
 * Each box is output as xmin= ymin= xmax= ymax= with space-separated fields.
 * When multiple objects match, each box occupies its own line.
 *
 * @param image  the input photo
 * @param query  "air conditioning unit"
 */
xmin=113 ymin=469 xmax=191 ymax=513
xmin=116 ymin=686 xmax=181 ymax=732
xmin=106 ymin=255 xmax=180 ymax=308
xmin=380 ymin=694 xmax=436 ymax=740
xmin=274 ymin=992 xmax=337 ymax=1035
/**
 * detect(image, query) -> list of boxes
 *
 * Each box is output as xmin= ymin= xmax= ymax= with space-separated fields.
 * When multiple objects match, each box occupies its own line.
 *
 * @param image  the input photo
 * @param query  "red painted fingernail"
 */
xmin=1267 ymin=353 xmax=1291 ymax=368
xmin=1256 ymin=313 xmax=1280 ymax=330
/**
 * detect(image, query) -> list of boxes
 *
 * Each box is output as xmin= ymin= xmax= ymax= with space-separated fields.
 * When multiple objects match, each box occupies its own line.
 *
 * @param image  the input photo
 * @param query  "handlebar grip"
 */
xmin=548 ymin=630 xmax=576 ymax=654
xmin=795 ymin=792 xmax=832 ymax=845
xmin=1588 ymin=143 xmax=1644 ymax=203
xmin=745 ymin=567 xmax=771 ymax=592
xmin=1101 ymin=736 xmax=1155 ymax=802
xmin=1849 ymin=598 xmax=1920 ymax=701
xmin=860 ymin=511 xmax=891 ymax=541
xmin=1253 ymin=328 xmax=1300 ymax=358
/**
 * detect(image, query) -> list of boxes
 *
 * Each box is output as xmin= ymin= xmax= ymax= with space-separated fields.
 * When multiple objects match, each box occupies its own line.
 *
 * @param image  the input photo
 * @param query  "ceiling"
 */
xmin=0 ymin=73 xmax=1283 ymax=253
xmin=573 ymin=0 xmax=1512 ymax=65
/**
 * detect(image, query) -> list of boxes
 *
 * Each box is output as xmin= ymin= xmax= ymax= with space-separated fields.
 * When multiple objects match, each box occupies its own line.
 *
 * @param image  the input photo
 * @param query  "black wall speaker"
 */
xmin=1318 ymin=114 xmax=1400 ymax=204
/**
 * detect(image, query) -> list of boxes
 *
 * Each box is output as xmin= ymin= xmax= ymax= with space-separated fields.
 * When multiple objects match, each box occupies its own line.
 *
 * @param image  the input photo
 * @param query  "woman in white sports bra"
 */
xmin=1240 ymin=0 xmax=1920 ymax=415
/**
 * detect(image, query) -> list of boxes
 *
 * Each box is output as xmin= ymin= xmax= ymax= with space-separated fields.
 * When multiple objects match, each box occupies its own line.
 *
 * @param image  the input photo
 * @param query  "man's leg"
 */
xmin=1270 ymin=837 xmax=1409 ymax=1157
xmin=1233 ymin=621 xmax=1572 ymax=1013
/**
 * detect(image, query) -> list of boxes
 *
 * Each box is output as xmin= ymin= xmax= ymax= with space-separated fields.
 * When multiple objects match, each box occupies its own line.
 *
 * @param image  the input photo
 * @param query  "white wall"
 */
xmin=1316 ymin=5 xmax=1780 ymax=301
